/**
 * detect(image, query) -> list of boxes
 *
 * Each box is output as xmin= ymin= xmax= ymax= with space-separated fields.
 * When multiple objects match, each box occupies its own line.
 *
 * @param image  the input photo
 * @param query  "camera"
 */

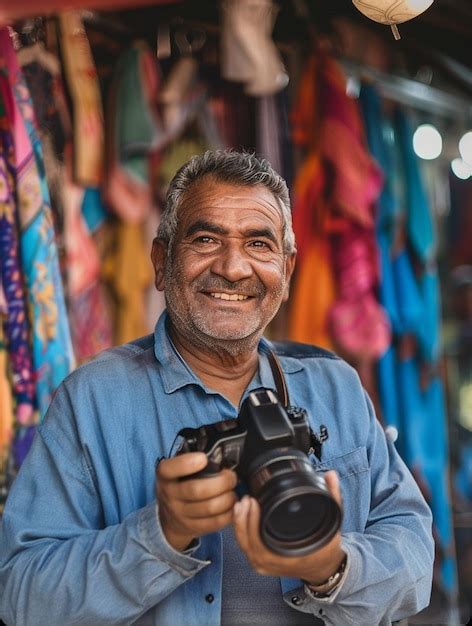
xmin=176 ymin=388 xmax=342 ymax=556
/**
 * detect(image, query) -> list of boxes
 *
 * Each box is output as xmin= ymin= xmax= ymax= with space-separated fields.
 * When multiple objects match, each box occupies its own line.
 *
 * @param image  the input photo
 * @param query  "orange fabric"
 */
xmin=291 ymin=154 xmax=327 ymax=263
xmin=288 ymin=53 xmax=336 ymax=346
xmin=0 ymin=326 xmax=14 ymax=463
xmin=290 ymin=55 xmax=320 ymax=151
xmin=288 ymin=235 xmax=335 ymax=349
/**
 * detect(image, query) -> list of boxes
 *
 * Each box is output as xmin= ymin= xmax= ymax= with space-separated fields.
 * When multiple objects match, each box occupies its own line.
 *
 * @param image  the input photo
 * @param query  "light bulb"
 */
xmin=413 ymin=124 xmax=442 ymax=160
xmin=351 ymin=0 xmax=434 ymax=39
xmin=458 ymin=131 xmax=472 ymax=166
xmin=451 ymin=158 xmax=472 ymax=180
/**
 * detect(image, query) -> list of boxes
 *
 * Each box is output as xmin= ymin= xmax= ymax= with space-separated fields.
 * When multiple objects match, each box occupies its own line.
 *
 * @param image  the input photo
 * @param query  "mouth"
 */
xmin=203 ymin=291 xmax=253 ymax=302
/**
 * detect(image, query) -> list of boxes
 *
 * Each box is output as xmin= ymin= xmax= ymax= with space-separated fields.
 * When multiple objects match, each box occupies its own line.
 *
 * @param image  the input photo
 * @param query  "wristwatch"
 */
xmin=303 ymin=554 xmax=347 ymax=599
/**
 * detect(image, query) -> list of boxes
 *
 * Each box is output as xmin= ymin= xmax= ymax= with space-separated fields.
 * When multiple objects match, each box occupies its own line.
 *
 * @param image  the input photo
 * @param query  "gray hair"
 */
xmin=157 ymin=150 xmax=296 ymax=255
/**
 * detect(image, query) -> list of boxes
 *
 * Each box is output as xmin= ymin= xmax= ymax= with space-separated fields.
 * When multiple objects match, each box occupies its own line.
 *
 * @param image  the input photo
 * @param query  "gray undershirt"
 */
xmin=220 ymin=525 xmax=323 ymax=625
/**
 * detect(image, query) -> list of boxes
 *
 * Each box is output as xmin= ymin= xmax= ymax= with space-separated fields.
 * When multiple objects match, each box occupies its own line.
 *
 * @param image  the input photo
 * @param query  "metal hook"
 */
xmin=174 ymin=26 xmax=206 ymax=56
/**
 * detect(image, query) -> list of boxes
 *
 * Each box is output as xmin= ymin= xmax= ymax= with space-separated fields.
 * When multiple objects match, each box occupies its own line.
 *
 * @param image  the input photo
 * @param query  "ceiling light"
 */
xmin=451 ymin=158 xmax=472 ymax=180
xmin=458 ymin=131 xmax=472 ymax=166
xmin=412 ymin=124 xmax=442 ymax=160
xmin=351 ymin=0 xmax=434 ymax=39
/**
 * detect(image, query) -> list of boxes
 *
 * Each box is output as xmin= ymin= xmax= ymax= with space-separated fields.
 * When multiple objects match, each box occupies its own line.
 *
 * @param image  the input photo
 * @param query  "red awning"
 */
xmin=0 ymin=0 xmax=179 ymax=24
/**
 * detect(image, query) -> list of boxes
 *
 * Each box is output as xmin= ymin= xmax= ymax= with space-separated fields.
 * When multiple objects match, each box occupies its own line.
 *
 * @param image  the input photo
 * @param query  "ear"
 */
xmin=282 ymin=253 xmax=297 ymax=302
xmin=151 ymin=238 xmax=168 ymax=291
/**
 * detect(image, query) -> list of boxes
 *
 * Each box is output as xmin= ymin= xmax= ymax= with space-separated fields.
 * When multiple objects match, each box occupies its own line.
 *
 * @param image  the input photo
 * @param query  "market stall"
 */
xmin=0 ymin=0 xmax=471 ymax=622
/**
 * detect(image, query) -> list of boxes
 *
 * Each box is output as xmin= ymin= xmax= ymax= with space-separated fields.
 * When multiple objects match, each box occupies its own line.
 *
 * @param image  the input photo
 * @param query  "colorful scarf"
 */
xmin=0 ymin=27 xmax=74 ymax=421
xmin=0 ymin=70 xmax=35 ymax=424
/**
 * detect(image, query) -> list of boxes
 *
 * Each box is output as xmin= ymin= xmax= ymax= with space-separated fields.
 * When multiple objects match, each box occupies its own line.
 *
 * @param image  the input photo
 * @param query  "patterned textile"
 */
xmin=61 ymin=168 xmax=112 ymax=362
xmin=0 ymin=27 xmax=74 ymax=421
xmin=68 ymin=279 xmax=112 ymax=363
xmin=0 ymin=80 xmax=35 ymax=424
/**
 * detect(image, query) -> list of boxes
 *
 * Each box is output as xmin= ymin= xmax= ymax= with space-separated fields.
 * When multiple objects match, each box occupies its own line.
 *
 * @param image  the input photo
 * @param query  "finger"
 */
xmin=245 ymin=498 xmax=270 ymax=557
xmin=245 ymin=498 xmax=273 ymax=575
xmin=181 ymin=510 xmax=235 ymax=535
xmin=181 ymin=490 xmax=238 ymax=519
xmin=233 ymin=495 xmax=252 ymax=554
xmin=157 ymin=453 xmax=208 ymax=480
xmin=177 ymin=469 xmax=238 ymax=502
xmin=323 ymin=470 xmax=342 ymax=505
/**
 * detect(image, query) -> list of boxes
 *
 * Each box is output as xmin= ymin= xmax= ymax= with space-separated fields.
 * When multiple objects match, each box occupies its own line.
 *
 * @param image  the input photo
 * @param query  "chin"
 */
xmin=196 ymin=321 xmax=261 ymax=342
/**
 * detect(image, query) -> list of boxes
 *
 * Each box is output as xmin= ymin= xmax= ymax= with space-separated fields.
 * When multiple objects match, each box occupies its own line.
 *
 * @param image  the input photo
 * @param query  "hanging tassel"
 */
xmin=390 ymin=23 xmax=401 ymax=40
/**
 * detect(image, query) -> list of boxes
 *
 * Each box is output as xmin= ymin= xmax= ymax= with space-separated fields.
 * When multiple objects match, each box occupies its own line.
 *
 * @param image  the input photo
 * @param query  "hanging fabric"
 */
xmin=58 ymin=12 xmax=104 ymax=188
xmin=359 ymin=82 xmax=457 ymax=599
xmin=0 ymin=81 xmax=36 ymax=426
xmin=288 ymin=50 xmax=389 ymax=381
xmin=0 ymin=27 xmax=74 ymax=423
xmin=103 ymin=40 xmax=163 ymax=344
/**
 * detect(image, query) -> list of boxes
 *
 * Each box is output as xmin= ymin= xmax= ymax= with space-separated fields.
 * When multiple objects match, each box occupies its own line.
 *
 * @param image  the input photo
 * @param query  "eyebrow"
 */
xmin=184 ymin=220 xmax=229 ymax=238
xmin=184 ymin=220 xmax=279 ymax=245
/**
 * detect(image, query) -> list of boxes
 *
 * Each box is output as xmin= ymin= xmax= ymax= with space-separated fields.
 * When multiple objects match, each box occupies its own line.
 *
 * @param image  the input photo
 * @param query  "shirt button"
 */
xmin=205 ymin=594 xmax=215 ymax=603
xmin=291 ymin=595 xmax=304 ymax=606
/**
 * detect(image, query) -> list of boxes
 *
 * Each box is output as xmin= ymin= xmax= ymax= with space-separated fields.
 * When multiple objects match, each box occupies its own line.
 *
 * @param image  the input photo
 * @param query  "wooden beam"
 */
xmin=0 ymin=0 xmax=179 ymax=25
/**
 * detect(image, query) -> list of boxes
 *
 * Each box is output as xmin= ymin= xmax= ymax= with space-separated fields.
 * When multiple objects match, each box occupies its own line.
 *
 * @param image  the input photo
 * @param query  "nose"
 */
xmin=209 ymin=241 xmax=253 ymax=283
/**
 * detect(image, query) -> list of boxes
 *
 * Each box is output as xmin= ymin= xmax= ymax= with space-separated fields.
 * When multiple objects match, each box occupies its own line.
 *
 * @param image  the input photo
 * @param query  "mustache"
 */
xmin=194 ymin=277 xmax=266 ymax=297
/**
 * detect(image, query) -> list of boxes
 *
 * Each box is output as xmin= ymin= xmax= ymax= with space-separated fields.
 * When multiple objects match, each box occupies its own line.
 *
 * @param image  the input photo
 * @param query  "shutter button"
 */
xmin=291 ymin=595 xmax=303 ymax=606
xmin=205 ymin=594 xmax=215 ymax=603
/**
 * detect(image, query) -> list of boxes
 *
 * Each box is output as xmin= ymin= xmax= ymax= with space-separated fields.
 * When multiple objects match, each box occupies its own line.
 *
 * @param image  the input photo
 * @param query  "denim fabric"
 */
xmin=0 ymin=311 xmax=434 ymax=626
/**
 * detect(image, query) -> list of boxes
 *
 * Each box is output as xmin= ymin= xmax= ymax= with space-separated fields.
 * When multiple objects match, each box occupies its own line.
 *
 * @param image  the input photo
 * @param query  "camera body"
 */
xmin=177 ymin=388 xmax=325 ymax=476
xmin=176 ymin=388 xmax=341 ymax=556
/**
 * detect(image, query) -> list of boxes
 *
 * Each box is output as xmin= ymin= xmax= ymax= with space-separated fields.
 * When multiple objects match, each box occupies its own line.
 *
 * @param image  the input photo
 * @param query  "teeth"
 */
xmin=210 ymin=292 xmax=249 ymax=301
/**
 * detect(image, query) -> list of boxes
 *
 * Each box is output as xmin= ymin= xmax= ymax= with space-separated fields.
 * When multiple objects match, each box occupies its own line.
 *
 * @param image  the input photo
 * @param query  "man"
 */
xmin=0 ymin=150 xmax=433 ymax=625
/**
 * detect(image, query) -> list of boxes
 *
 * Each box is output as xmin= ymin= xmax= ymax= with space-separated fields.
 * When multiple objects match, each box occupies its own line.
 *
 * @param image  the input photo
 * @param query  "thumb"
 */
xmin=323 ymin=470 xmax=342 ymax=506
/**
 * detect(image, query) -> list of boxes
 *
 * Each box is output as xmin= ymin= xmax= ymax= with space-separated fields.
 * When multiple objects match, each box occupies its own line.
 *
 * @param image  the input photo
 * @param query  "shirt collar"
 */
xmin=153 ymin=310 xmax=303 ymax=395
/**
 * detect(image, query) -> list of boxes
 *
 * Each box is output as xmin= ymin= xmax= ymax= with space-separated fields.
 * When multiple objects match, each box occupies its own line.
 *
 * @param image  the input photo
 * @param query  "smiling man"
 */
xmin=0 ymin=151 xmax=433 ymax=626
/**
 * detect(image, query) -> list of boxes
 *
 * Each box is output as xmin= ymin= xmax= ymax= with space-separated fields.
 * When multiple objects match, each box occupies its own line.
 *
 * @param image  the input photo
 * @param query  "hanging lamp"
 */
xmin=351 ymin=0 xmax=434 ymax=40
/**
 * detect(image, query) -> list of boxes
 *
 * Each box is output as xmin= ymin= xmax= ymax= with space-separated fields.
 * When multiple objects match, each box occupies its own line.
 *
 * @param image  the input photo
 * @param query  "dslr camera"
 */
xmin=176 ymin=388 xmax=342 ymax=556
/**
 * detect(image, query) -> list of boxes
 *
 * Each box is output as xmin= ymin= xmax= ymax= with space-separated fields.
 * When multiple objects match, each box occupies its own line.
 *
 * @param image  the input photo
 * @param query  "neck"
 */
xmin=168 ymin=323 xmax=260 ymax=407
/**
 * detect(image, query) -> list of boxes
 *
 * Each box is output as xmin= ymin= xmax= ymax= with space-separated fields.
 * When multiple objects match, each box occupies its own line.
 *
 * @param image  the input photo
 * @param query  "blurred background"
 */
xmin=0 ymin=0 xmax=471 ymax=623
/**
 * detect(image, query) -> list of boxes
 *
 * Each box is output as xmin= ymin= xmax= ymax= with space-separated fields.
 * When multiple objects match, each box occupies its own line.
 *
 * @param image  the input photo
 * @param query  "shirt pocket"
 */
xmin=309 ymin=447 xmax=371 ymax=532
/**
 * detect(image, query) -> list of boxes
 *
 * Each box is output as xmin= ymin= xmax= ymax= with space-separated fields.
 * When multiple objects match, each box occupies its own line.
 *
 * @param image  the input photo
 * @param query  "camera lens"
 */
xmin=248 ymin=449 xmax=342 ymax=556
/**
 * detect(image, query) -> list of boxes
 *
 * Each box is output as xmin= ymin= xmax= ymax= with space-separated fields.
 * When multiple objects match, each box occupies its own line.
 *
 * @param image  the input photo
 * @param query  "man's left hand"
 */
xmin=233 ymin=470 xmax=345 ymax=585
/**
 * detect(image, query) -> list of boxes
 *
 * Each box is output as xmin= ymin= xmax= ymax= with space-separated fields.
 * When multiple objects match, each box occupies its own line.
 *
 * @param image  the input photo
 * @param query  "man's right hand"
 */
xmin=156 ymin=452 xmax=238 ymax=552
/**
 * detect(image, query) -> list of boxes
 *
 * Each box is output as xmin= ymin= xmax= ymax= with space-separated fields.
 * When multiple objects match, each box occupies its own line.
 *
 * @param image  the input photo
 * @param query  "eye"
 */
xmin=193 ymin=236 xmax=216 ymax=244
xmin=248 ymin=240 xmax=271 ymax=249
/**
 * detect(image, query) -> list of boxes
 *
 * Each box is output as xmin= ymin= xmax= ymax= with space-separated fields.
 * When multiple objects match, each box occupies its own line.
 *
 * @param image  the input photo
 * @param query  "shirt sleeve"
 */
xmin=0 ymin=384 xmax=210 ymax=626
xmin=283 ymin=389 xmax=435 ymax=626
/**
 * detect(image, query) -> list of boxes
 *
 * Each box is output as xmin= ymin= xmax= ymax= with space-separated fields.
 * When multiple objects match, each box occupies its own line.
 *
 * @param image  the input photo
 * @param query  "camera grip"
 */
xmin=193 ymin=458 xmax=222 ymax=478
xmin=177 ymin=457 xmax=222 ymax=481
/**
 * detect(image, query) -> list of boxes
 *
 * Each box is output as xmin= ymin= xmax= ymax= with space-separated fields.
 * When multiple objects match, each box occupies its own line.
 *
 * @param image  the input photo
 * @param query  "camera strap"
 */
xmin=266 ymin=348 xmax=290 ymax=408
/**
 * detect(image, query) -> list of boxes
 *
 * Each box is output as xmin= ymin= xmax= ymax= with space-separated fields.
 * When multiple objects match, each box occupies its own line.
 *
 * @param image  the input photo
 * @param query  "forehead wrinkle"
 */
xmin=180 ymin=180 xmax=282 ymax=214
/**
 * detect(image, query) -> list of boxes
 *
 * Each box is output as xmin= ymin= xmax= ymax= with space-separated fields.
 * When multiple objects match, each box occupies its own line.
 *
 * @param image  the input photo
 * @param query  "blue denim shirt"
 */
xmin=0 ymin=311 xmax=434 ymax=626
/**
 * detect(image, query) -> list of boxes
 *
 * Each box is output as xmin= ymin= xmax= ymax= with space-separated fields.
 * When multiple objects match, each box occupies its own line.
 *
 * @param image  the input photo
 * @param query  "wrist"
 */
xmin=158 ymin=508 xmax=196 ymax=552
xmin=303 ymin=546 xmax=346 ymax=587
xmin=303 ymin=552 xmax=347 ymax=598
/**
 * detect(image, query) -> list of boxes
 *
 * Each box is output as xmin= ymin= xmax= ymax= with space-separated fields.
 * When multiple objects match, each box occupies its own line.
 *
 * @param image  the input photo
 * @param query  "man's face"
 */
xmin=152 ymin=178 xmax=296 ymax=352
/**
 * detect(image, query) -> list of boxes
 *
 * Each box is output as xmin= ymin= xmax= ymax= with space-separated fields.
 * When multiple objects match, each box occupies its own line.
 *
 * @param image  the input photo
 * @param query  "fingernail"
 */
xmin=234 ymin=502 xmax=241 ymax=516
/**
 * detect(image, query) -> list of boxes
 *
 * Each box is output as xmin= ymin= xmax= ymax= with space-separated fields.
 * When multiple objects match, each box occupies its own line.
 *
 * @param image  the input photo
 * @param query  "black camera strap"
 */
xmin=266 ymin=348 xmax=290 ymax=408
